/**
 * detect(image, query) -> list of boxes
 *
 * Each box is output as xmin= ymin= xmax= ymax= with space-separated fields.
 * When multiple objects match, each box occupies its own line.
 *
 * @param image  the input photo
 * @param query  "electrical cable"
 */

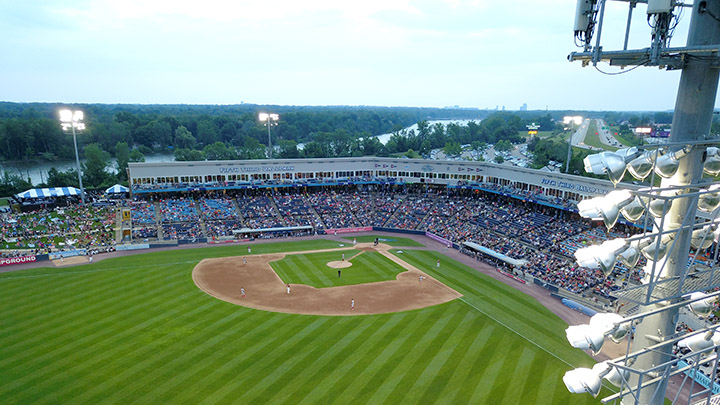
xmin=594 ymin=60 xmax=649 ymax=76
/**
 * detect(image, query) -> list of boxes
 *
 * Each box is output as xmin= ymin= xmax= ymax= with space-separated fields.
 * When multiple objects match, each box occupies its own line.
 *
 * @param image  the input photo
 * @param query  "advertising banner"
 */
xmin=0 ymin=255 xmax=37 ymax=267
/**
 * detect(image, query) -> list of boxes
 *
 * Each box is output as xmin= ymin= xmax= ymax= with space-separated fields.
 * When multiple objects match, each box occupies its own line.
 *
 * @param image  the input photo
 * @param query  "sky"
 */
xmin=0 ymin=0 xmax=701 ymax=111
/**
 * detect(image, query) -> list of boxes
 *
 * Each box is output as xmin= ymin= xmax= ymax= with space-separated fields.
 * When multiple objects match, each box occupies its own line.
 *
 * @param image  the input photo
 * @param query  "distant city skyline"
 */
xmin=0 ymin=1 xmax=708 ymax=111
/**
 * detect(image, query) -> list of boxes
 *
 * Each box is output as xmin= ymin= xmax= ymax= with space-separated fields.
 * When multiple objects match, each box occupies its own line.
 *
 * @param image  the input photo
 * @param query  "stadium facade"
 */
xmin=128 ymin=157 xmax=623 ymax=201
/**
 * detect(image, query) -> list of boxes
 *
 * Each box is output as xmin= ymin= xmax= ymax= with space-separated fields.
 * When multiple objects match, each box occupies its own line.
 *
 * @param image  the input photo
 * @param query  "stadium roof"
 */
xmin=462 ymin=241 xmax=529 ymax=267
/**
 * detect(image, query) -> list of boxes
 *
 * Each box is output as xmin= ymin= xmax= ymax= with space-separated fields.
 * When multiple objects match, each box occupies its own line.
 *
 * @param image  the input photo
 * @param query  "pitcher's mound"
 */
xmin=327 ymin=261 xmax=352 ymax=269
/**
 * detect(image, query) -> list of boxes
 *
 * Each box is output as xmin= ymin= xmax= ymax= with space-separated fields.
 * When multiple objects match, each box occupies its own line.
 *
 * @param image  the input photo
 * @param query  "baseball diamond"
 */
xmin=0 ymin=234 xmax=609 ymax=403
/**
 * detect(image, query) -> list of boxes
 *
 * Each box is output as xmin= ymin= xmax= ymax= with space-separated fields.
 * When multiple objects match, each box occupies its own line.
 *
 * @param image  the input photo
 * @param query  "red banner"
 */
xmin=325 ymin=227 xmax=372 ymax=234
xmin=0 ymin=255 xmax=37 ymax=267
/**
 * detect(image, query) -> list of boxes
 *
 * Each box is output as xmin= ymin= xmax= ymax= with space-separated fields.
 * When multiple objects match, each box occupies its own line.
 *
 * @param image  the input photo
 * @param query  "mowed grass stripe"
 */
xmin=0 ymin=266 xmax=177 ymax=345
xmin=2 ymin=266 xmax=192 ymax=356
xmin=144 ymin=312 xmax=302 ymax=404
xmin=78 ymin=305 xmax=256 ymax=404
xmin=355 ymin=251 xmax=403 ymax=280
xmin=519 ymin=346 xmax=556 ymax=403
xmin=409 ymin=311 xmax=482 ymax=404
xmin=311 ymin=309 xmax=432 ymax=403
xmin=0 ymin=269 xmax=188 ymax=371
xmin=4 ymin=286 xmax=204 ymax=402
xmin=435 ymin=323 xmax=499 ymax=404
xmin=365 ymin=306 xmax=470 ymax=404
xmin=273 ymin=256 xmax=315 ymax=286
xmin=294 ymin=254 xmax=328 ymax=287
xmin=396 ymin=250 xmax=576 ymax=359
xmin=211 ymin=316 xmax=340 ymax=404
xmin=295 ymin=312 xmax=421 ymax=404
xmin=194 ymin=316 xmax=335 ymax=405
xmin=40 ymin=298 xmax=233 ymax=403
xmin=339 ymin=303 xmax=461 ymax=404
xmin=240 ymin=317 xmax=355 ymax=402
xmin=465 ymin=333 xmax=521 ymax=402
xmin=56 ymin=302 xmax=258 ymax=403
xmin=124 ymin=308 xmax=283 ymax=403
xmin=485 ymin=346 xmax=536 ymax=403
xmin=268 ymin=315 xmax=388 ymax=404
xmin=450 ymin=327 xmax=513 ymax=404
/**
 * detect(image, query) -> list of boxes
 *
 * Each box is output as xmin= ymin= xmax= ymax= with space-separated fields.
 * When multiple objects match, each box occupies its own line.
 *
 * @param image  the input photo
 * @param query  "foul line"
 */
xmin=459 ymin=296 xmax=575 ymax=368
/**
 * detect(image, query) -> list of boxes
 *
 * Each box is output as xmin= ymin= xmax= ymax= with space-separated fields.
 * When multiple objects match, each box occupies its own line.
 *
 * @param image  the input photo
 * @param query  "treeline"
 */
xmin=0 ymin=103 xmax=490 ymax=162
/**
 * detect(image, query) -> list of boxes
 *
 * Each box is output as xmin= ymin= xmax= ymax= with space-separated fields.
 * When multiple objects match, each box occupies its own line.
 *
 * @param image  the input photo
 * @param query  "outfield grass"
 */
xmin=0 ymin=240 xmax=607 ymax=404
xmin=344 ymin=234 xmax=424 ymax=247
xmin=272 ymin=250 xmax=406 ymax=287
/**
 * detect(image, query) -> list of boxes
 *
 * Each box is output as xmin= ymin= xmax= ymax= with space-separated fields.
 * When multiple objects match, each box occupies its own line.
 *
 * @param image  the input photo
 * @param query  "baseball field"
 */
xmin=0 ymin=237 xmax=607 ymax=403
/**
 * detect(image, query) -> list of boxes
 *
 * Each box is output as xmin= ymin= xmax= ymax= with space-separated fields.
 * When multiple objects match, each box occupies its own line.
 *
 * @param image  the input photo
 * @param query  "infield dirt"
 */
xmin=192 ymin=242 xmax=462 ymax=315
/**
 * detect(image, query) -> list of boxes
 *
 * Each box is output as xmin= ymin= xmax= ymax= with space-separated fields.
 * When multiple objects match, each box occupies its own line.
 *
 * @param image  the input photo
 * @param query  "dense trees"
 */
xmin=1 ymin=102 xmax=713 ymax=195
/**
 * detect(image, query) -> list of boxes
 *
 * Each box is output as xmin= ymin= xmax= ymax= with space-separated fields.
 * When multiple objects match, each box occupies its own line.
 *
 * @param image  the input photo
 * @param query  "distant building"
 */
xmin=519 ymin=103 xmax=527 ymax=111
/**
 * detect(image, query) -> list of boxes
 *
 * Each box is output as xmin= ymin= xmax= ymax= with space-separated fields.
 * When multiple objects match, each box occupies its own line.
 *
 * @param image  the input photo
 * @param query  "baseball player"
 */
xmin=351 ymin=298 xmax=355 ymax=310
xmin=241 ymin=287 xmax=246 ymax=297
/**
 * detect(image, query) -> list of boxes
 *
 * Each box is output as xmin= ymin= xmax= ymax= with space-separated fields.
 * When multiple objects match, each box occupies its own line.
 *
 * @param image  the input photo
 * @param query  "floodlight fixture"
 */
xmin=627 ymin=150 xmax=659 ymax=180
xmin=589 ymin=312 xmax=631 ymax=343
xmin=654 ymin=147 xmax=689 ymax=178
xmin=566 ymin=324 xmax=606 ymax=353
xmin=563 ymin=115 xmax=584 ymax=126
xmin=677 ymin=329 xmax=716 ymax=353
xmin=698 ymin=184 xmax=720 ymax=213
xmin=620 ymin=196 xmax=648 ymax=222
xmin=583 ymin=147 xmax=639 ymax=185
xmin=704 ymin=147 xmax=720 ymax=175
xmin=577 ymin=190 xmax=635 ymax=229
xmin=618 ymin=240 xmax=642 ymax=268
xmin=687 ymin=292 xmax=716 ymax=318
xmin=647 ymin=190 xmax=677 ymax=218
xmin=641 ymin=236 xmax=669 ymax=261
xmin=563 ymin=367 xmax=602 ymax=397
xmin=592 ymin=361 xmax=630 ymax=387
xmin=574 ymin=238 xmax=628 ymax=276
xmin=566 ymin=312 xmax=630 ymax=354
xmin=691 ymin=225 xmax=718 ymax=250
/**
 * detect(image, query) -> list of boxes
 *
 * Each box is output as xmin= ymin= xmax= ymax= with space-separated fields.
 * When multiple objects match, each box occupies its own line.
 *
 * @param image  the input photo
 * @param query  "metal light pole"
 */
xmin=59 ymin=109 xmax=86 ymax=205
xmin=563 ymin=116 xmax=583 ymax=173
xmin=258 ymin=112 xmax=279 ymax=159
xmin=628 ymin=3 xmax=720 ymax=403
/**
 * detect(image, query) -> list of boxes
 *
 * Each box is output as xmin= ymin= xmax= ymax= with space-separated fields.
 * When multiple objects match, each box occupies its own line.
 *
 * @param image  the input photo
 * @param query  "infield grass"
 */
xmin=272 ymin=250 xmax=406 ymax=287
xmin=0 ymin=239 xmax=609 ymax=404
xmin=344 ymin=235 xmax=424 ymax=247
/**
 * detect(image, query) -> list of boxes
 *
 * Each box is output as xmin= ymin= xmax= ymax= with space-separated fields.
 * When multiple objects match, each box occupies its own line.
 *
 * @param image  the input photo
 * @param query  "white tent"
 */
xmin=15 ymin=187 xmax=81 ymax=199
xmin=105 ymin=184 xmax=130 ymax=194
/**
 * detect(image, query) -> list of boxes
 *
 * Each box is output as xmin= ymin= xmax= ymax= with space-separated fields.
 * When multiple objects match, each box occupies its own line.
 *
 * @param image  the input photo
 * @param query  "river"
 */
xmin=2 ymin=119 xmax=478 ymax=186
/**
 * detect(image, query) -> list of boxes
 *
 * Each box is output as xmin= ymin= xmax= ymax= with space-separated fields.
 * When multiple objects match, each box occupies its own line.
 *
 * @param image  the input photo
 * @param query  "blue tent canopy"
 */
xmin=15 ymin=187 xmax=81 ymax=199
xmin=105 ymin=184 xmax=130 ymax=194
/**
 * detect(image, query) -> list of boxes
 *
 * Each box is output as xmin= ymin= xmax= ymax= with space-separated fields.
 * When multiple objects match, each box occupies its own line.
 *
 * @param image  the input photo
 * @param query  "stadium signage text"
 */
xmin=0 ymin=255 xmax=36 ymax=266
xmin=219 ymin=166 xmax=295 ymax=174
xmin=541 ymin=178 xmax=608 ymax=195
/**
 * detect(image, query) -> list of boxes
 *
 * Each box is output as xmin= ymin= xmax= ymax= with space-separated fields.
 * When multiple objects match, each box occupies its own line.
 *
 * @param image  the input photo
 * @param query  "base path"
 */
xmin=192 ymin=243 xmax=462 ymax=316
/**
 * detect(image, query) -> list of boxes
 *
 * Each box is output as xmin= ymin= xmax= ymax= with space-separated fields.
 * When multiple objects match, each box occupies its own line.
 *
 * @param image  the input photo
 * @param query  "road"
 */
xmin=595 ymin=119 xmax=629 ymax=148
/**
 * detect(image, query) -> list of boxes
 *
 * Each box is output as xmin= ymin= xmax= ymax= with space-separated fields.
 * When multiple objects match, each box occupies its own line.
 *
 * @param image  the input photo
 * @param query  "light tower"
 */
xmin=258 ymin=112 xmax=279 ymax=159
xmin=564 ymin=1 xmax=720 ymax=404
xmin=59 ymin=109 xmax=87 ymax=205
